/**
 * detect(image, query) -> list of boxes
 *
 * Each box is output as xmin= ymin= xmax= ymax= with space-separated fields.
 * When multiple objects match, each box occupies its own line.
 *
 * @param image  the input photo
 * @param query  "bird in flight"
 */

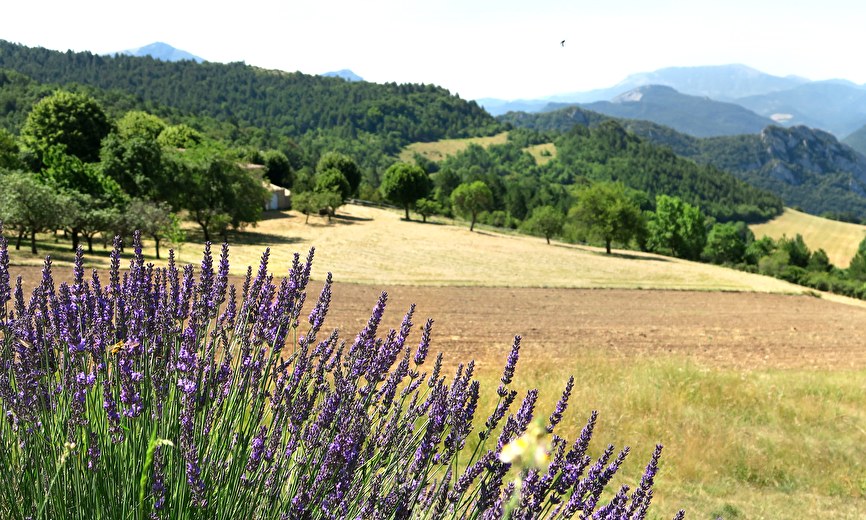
xmin=561 ymin=40 xmax=565 ymax=47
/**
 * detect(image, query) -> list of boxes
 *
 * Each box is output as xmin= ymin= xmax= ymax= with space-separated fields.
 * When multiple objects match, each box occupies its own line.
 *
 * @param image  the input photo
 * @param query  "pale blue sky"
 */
xmin=1 ymin=0 xmax=863 ymax=100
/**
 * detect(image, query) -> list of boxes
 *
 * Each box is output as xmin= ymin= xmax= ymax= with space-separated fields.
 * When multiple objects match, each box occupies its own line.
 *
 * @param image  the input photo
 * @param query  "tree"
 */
xmin=173 ymin=150 xmax=269 ymax=242
xmin=704 ymin=222 xmax=746 ymax=264
xmin=807 ymin=248 xmax=833 ymax=272
xmin=414 ymin=198 xmax=443 ymax=223
xmin=117 ymin=111 xmax=166 ymax=141
xmin=647 ymin=195 xmax=706 ymax=261
xmin=380 ymin=163 xmax=430 ymax=220
xmin=292 ymin=192 xmax=317 ymax=224
xmin=263 ymin=149 xmax=294 ymax=188
xmin=315 ymin=168 xmax=352 ymax=201
xmin=570 ymin=182 xmax=644 ymax=254
xmin=317 ymin=152 xmax=361 ymax=194
xmin=158 ymin=124 xmax=204 ymax=148
xmin=20 ymin=91 xmax=113 ymax=163
xmin=292 ymin=191 xmax=341 ymax=223
xmin=0 ymin=129 xmax=23 ymax=170
xmin=450 ymin=181 xmax=493 ymax=231
xmin=125 ymin=199 xmax=184 ymax=259
xmin=526 ymin=205 xmax=564 ymax=244
xmin=0 ymin=172 xmax=67 ymax=254
xmin=100 ymin=131 xmax=169 ymax=201
xmin=778 ymin=234 xmax=811 ymax=268
xmin=848 ymin=237 xmax=866 ymax=281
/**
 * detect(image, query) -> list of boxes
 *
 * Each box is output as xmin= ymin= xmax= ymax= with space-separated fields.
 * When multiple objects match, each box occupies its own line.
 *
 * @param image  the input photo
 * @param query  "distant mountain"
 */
xmin=114 ymin=42 xmax=204 ymax=63
xmin=542 ymin=64 xmax=809 ymax=104
xmin=842 ymin=123 xmax=866 ymax=156
xmin=320 ymin=69 xmax=363 ymax=82
xmin=500 ymin=105 xmax=866 ymax=217
xmin=474 ymin=98 xmax=549 ymax=116
xmin=543 ymin=85 xmax=775 ymax=138
xmin=735 ymin=82 xmax=866 ymax=138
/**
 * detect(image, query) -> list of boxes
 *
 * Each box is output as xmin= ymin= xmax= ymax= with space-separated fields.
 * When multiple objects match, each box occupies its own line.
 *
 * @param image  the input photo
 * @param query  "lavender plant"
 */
xmin=0 ymin=227 xmax=684 ymax=520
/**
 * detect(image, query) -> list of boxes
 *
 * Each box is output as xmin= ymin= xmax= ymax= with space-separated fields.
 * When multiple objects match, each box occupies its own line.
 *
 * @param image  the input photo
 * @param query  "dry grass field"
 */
xmin=8 ymin=204 xmax=863 ymax=305
xmin=397 ymin=131 xmax=509 ymax=163
xmin=523 ymin=142 xmax=557 ymax=165
xmin=750 ymin=207 xmax=866 ymax=268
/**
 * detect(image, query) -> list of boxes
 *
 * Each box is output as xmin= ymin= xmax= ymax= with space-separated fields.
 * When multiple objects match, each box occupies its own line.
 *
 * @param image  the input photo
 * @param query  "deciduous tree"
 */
xmin=570 ymin=182 xmax=644 ymax=254
xmin=380 ymin=163 xmax=430 ymax=220
xmin=526 ymin=205 xmax=564 ymax=244
xmin=647 ymin=194 xmax=706 ymax=260
xmin=0 ymin=172 xmax=67 ymax=254
xmin=450 ymin=181 xmax=493 ymax=231
xmin=20 ymin=91 xmax=113 ymax=163
xmin=173 ymin=150 xmax=268 ymax=242
xmin=316 ymin=152 xmax=361 ymax=194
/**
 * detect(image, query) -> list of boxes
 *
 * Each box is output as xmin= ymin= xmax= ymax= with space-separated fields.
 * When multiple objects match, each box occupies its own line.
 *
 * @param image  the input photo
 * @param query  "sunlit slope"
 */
xmin=174 ymin=205 xmax=823 ymax=295
xmin=398 ymin=132 xmax=509 ymax=163
xmin=750 ymin=208 xmax=866 ymax=268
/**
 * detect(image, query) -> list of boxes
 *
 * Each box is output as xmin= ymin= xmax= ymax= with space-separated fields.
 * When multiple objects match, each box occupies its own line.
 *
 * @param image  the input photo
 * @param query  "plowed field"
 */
xmin=10 ymin=266 xmax=866 ymax=371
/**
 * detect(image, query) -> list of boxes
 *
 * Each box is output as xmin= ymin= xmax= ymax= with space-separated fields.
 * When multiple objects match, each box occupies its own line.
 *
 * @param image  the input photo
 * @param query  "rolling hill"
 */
xmin=546 ymin=85 xmax=775 ymax=138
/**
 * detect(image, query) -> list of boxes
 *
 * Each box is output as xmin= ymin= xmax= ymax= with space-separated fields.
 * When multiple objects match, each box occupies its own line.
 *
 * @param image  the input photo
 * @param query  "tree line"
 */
xmin=0 ymin=91 xmax=278 ymax=254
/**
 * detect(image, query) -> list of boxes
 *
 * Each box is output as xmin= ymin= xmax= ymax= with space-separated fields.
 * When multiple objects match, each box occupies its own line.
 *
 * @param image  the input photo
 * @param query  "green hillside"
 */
xmin=500 ymin=106 xmax=866 ymax=218
xmin=0 ymin=40 xmax=502 ymax=172
xmin=432 ymin=123 xmax=782 ymax=222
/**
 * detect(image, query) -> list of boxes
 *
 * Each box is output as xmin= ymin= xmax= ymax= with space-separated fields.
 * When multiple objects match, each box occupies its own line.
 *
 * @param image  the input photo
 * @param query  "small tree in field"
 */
xmin=571 ymin=182 xmax=645 ymax=254
xmin=414 ymin=198 xmax=442 ymax=223
xmin=380 ymin=163 xmax=430 ymax=220
xmin=451 ymin=181 xmax=493 ymax=232
xmin=0 ymin=172 xmax=66 ymax=254
xmin=526 ymin=205 xmax=564 ymax=244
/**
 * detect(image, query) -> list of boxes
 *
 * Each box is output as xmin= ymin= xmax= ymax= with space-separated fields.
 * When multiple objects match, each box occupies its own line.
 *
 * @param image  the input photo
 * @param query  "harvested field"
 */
xmin=10 ymin=266 xmax=866 ymax=371
xmin=750 ymin=207 xmax=866 ymax=268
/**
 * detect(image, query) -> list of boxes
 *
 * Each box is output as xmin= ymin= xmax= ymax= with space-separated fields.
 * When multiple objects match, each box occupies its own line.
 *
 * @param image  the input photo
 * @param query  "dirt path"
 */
xmin=8 ymin=266 xmax=866 ymax=371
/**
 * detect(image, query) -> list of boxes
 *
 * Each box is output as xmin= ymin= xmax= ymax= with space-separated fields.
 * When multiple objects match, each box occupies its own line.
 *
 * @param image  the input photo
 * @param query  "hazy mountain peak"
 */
xmin=543 ymin=64 xmax=810 ymax=104
xmin=114 ymin=42 xmax=204 ymax=63
xmin=321 ymin=69 xmax=364 ymax=82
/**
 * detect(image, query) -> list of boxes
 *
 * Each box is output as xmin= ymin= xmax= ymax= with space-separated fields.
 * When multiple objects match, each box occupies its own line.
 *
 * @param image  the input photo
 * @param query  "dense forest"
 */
xmin=432 ymin=123 xmax=783 ymax=223
xmin=0 ymin=40 xmax=503 ymax=176
xmin=500 ymin=105 xmax=866 ymax=218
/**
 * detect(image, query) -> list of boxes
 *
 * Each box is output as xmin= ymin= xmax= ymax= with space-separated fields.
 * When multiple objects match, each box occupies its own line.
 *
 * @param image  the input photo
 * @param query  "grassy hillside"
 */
xmin=397 ymin=132 xmax=508 ymax=163
xmin=750 ymin=207 xmax=866 ymax=267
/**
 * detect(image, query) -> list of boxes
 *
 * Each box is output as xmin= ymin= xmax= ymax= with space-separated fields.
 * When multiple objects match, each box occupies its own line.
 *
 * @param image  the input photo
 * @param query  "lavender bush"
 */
xmin=0 ymin=228 xmax=684 ymax=520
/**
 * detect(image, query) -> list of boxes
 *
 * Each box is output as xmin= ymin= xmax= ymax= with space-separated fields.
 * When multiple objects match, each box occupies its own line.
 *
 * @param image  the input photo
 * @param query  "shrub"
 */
xmin=0 ymin=231 xmax=682 ymax=520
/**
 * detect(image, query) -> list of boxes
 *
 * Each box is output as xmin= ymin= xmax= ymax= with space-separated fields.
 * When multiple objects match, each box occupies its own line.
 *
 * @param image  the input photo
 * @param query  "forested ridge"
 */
xmin=0 ymin=40 xmax=502 ymax=172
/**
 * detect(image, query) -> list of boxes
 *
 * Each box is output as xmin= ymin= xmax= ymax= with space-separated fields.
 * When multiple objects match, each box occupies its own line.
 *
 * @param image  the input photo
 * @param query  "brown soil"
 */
xmin=9 ymin=265 xmax=866 ymax=371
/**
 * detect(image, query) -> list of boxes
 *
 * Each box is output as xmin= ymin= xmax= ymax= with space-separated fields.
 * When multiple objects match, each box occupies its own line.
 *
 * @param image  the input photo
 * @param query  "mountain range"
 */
xmin=479 ymin=64 xmax=866 ymax=142
xmin=113 ymin=42 xmax=204 ymax=63
xmin=550 ymin=85 xmax=775 ymax=138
